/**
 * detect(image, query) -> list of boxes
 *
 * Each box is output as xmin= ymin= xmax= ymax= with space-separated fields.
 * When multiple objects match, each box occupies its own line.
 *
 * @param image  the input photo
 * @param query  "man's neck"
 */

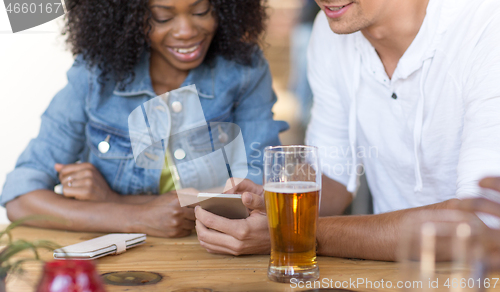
xmin=361 ymin=0 xmax=429 ymax=79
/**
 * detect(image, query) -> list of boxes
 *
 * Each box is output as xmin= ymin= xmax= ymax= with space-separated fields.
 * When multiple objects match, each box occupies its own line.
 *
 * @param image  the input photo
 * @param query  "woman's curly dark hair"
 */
xmin=63 ymin=0 xmax=267 ymax=85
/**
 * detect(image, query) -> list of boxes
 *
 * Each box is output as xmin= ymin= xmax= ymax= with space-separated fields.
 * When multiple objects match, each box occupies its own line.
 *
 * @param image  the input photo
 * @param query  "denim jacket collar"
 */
xmin=113 ymin=52 xmax=215 ymax=99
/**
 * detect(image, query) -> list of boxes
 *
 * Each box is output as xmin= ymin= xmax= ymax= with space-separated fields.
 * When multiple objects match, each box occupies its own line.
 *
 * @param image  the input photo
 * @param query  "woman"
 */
xmin=1 ymin=0 xmax=287 ymax=238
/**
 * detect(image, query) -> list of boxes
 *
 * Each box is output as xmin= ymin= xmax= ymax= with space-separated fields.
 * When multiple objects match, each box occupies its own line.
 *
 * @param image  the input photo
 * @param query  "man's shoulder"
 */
xmin=474 ymin=0 xmax=500 ymax=15
xmin=445 ymin=0 xmax=500 ymax=32
xmin=472 ymin=0 xmax=500 ymax=28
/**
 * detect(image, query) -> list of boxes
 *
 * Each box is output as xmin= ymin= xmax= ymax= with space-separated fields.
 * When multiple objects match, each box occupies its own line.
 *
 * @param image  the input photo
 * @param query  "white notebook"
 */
xmin=53 ymin=233 xmax=146 ymax=260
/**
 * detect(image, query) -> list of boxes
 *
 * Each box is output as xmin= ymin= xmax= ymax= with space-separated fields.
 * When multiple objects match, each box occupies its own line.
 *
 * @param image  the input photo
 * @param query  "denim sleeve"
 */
xmin=1 ymin=58 xmax=90 ymax=206
xmin=234 ymin=51 xmax=289 ymax=184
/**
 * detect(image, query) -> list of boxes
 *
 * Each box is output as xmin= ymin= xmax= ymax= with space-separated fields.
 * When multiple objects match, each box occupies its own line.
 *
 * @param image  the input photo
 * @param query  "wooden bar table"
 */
xmin=5 ymin=227 xmax=500 ymax=292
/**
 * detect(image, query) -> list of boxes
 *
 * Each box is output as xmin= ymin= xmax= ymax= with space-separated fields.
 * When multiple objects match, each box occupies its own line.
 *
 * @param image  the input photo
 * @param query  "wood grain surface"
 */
xmin=5 ymin=226 xmax=500 ymax=292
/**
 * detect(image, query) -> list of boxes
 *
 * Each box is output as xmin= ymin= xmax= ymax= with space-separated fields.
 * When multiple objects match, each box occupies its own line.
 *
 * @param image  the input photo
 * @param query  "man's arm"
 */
xmin=317 ymin=176 xmax=459 ymax=261
xmin=319 ymin=175 xmax=353 ymax=216
xmin=196 ymin=176 xmax=459 ymax=260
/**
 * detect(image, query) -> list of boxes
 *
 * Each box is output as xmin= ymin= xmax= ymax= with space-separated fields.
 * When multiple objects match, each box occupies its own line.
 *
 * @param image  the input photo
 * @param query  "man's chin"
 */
xmin=328 ymin=22 xmax=362 ymax=35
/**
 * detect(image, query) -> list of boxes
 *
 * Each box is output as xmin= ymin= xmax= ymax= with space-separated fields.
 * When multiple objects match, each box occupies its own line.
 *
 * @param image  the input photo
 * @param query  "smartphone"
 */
xmin=197 ymin=193 xmax=249 ymax=219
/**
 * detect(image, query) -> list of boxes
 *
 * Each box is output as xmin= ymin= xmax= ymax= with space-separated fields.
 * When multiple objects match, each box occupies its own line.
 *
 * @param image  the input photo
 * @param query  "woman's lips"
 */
xmin=324 ymin=3 xmax=353 ymax=19
xmin=167 ymin=41 xmax=204 ymax=63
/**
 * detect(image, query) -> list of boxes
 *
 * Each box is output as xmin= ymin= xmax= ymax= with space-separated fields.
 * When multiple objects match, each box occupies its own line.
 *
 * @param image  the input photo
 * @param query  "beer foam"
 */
xmin=264 ymin=181 xmax=320 ymax=193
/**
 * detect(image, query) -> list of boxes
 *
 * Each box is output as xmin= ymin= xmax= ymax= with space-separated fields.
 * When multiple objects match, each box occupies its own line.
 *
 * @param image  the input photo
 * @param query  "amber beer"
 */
xmin=264 ymin=181 xmax=320 ymax=282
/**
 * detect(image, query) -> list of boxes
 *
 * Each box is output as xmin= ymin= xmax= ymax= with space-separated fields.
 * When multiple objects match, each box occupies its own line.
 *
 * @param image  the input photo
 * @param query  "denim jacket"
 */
xmin=1 ymin=51 xmax=288 ymax=206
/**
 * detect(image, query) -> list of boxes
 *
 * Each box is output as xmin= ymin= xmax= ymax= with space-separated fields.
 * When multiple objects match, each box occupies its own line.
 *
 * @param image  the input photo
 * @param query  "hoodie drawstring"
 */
xmin=347 ymin=53 xmax=362 ymax=193
xmin=413 ymin=59 xmax=432 ymax=192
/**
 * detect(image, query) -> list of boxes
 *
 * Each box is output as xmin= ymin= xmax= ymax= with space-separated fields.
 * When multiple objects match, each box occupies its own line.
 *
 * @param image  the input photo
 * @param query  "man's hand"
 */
xmin=195 ymin=179 xmax=270 ymax=255
xmin=55 ymin=163 xmax=120 ymax=202
xmin=459 ymin=177 xmax=500 ymax=271
xmin=479 ymin=177 xmax=500 ymax=193
xmin=136 ymin=193 xmax=195 ymax=238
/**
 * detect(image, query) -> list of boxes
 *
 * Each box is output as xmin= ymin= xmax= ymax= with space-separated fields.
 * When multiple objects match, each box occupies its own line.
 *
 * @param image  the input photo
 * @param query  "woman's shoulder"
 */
xmin=65 ymin=55 xmax=101 ymax=87
xmin=67 ymin=55 xmax=131 ymax=95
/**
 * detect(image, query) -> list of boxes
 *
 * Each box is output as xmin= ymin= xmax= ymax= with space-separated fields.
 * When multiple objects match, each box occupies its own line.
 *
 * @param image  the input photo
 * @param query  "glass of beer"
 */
xmin=264 ymin=145 xmax=321 ymax=283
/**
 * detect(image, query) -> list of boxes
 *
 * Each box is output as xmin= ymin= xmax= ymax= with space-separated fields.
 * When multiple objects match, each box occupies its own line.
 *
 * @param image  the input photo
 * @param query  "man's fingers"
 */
xmin=487 ymin=252 xmax=500 ymax=271
xmin=195 ymin=206 xmax=245 ymax=236
xmin=479 ymin=177 xmax=500 ymax=193
xmin=242 ymin=192 xmax=266 ymax=213
xmin=459 ymin=198 xmax=500 ymax=217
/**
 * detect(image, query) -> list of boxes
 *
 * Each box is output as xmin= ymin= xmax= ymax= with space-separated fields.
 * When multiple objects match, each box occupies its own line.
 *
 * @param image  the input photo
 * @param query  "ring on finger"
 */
xmin=67 ymin=176 xmax=73 ymax=187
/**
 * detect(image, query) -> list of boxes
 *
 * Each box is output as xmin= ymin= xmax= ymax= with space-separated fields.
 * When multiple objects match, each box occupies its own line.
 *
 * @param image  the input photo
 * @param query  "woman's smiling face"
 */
xmin=148 ymin=0 xmax=218 ymax=71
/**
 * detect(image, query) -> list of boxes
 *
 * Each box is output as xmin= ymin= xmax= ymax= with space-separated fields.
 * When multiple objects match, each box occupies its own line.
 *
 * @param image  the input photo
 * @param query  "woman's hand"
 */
xmin=55 ymin=163 xmax=120 ymax=202
xmin=136 ymin=193 xmax=195 ymax=238
xmin=223 ymin=178 xmax=264 ymax=197
xmin=459 ymin=177 xmax=500 ymax=271
xmin=195 ymin=179 xmax=271 ymax=255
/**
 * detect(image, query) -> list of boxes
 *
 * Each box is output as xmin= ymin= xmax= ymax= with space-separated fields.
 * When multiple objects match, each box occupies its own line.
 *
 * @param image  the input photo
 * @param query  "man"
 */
xmin=195 ymin=0 xmax=500 ymax=260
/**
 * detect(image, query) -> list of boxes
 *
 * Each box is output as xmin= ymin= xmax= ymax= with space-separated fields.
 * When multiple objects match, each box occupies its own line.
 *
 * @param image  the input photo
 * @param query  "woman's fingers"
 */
xmin=61 ymin=170 xmax=93 ymax=185
xmin=198 ymin=238 xmax=244 ymax=255
xmin=62 ymin=177 xmax=92 ymax=189
xmin=54 ymin=163 xmax=65 ymax=172
xmin=182 ymin=218 xmax=196 ymax=230
xmin=194 ymin=206 xmax=245 ymax=236
xmin=242 ymin=192 xmax=266 ymax=213
xmin=61 ymin=187 xmax=90 ymax=200
xmin=57 ymin=162 xmax=93 ymax=175
xmin=57 ymin=163 xmax=95 ymax=184
xmin=223 ymin=178 xmax=263 ymax=196
xmin=195 ymin=219 xmax=245 ymax=255
xmin=184 ymin=207 xmax=196 ymax=221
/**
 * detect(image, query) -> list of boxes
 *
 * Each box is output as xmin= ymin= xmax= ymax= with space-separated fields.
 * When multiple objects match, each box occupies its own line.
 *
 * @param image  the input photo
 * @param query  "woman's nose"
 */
xmin=171 ymin=16 xmax=198 ymax=40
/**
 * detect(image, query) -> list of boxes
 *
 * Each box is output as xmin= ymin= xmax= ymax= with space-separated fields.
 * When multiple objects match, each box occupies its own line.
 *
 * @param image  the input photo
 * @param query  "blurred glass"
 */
xmin=398 ymin=210 xmax=486 ymax=292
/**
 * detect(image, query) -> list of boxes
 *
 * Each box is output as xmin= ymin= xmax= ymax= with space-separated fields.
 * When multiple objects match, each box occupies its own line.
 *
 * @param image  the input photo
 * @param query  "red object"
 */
xmin=36 ymin=260 xmax=106 ymax=292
